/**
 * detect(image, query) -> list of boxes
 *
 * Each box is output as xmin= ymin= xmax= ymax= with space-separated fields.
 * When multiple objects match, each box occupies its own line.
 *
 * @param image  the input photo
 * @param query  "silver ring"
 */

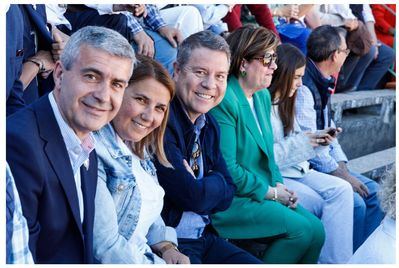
xmin=289 ymin=197 xmax=294 ymax=202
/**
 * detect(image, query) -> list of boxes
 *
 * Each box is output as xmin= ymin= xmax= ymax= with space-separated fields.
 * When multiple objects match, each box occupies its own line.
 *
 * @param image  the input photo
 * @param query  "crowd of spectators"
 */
xmin=6 ymin=4 xmax=396 ymax=265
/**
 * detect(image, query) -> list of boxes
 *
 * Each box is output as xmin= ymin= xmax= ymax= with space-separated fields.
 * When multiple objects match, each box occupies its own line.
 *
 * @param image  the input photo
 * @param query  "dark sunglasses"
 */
xmin=252 ymin=52 xmax=278 ymax=67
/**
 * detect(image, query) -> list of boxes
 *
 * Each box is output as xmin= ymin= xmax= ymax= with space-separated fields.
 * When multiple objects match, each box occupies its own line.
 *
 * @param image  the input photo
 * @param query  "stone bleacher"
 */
xmin=331 ymin=89 xmax=396 ymax=181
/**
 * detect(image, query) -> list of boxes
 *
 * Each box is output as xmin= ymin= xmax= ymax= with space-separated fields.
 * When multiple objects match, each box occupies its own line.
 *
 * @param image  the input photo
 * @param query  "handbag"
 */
xmin=346 ymin=20 xmax=373 ymax=56
xmin=276 ymin=18 xmax=311 ymax=55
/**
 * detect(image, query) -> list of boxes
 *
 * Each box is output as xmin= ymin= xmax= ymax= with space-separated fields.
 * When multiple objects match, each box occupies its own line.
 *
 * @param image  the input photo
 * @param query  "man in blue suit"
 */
xmin=6 ymin=5 xmax=25 ymax=116
xmin=6 ymin=26 xmax=135 ymax=264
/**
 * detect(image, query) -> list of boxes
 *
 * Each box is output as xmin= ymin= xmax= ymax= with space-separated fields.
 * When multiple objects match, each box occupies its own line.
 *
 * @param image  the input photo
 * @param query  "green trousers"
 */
xmin=261 ymin=205 xmax=325 ymax=264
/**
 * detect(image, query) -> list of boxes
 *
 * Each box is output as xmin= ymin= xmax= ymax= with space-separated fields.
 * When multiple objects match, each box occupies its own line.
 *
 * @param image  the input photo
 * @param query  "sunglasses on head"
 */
xmin=251 ymin=52 xmax=278 ymax=67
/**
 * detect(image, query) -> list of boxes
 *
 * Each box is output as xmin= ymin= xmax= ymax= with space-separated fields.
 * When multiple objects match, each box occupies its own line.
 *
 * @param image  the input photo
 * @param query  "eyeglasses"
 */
xmin=252 ymin=52 xmax=278 ymax=67
xmin=191 ymin=141 xmax=201 ymax=177
xmin=337 ymin=48 xmax=350 ymax=55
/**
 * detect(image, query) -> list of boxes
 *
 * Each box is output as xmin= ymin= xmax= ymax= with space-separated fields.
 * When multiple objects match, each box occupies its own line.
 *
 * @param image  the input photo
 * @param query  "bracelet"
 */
xmin=26 ymin=58 xmax=45 ymax=73
xmin=158 ymin=243 xmax=179 ymax=257
xmin=271 ymin=187 xmax=278 ymax=201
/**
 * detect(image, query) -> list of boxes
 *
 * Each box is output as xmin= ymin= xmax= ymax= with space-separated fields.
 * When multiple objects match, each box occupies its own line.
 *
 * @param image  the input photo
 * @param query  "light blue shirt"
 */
xmin=175 ymin=114 xmax=210 ymax=239
xmin=295 ymin=85 xmax=348 ymax=173
xmin=7 ymin=164 xmax=34 ymax=264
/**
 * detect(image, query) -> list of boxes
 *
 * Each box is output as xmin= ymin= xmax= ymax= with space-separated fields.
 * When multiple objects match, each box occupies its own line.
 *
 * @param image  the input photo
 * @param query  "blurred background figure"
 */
xmin=348 ymin=166 xmax=396 ymax=264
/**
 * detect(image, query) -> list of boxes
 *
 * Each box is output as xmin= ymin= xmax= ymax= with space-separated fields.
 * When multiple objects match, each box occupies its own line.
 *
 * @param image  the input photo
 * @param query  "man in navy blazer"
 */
xmin=6 ymin=26 xmax=135 ymax=263
xmin=154 ymin=31 xmax=261 ymax=264
xmin=6 ymin=5 xmax=25 ymax=116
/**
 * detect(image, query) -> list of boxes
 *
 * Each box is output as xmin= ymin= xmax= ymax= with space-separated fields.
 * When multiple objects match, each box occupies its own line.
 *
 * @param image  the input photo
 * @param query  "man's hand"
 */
xmin=331 ymin=162 xmax=369 ymax=198
xmin=162 ymin=247 xmax=190 ymax=264
xmin=51 ymin=27 xmax=69 ymax=61
xmin=132 ymin=31 xmax=155 ymax=58
xmin=183 ymin=159 xmax=195 ymax=178
xmin=273 ymin=5 xmax=299 ymax=19
xmin=344 ymin=18 xmax=359 ymax=31
xmin=158 ymin=26 xmax=183 ymax=48
xmin=34 ymin=50 xmax=55 ymax=79
xmin=112 ymin=4 xmax=147 ymax=17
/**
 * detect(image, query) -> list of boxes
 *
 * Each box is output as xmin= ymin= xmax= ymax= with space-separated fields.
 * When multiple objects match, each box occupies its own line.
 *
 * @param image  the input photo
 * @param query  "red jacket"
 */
xmin=371 ymin=4 xmax=396 ymax=47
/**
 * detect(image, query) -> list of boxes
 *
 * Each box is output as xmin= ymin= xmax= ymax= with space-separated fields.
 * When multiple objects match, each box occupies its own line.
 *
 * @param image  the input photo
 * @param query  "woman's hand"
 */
xmin=305 ymin=132 xmax=320 ymax=148
xmin=275 ymin=183 xmax=294 ymax=206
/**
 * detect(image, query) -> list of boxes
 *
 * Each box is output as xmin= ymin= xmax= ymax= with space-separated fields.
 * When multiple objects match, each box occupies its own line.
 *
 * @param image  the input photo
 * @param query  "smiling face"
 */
xmin=174 ymin=47 xmax=229 ymax=123
xmin=53 ymin=45 xmax=133 ymax=140
xmin=112 ymin=78 xmax=171 ymax=142
xmin=289 ymin=65 xmax=305 ymax=97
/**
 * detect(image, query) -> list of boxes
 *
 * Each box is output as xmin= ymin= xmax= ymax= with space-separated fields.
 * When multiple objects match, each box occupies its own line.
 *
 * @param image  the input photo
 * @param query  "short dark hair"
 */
xmin=307 ymin=25 xmax=347 ymax=62
xmin=176 ymin=30 xmax=230 ymax=68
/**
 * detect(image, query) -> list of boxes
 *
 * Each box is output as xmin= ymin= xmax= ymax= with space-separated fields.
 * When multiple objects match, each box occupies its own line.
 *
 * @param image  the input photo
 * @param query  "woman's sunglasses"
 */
xmin=251 ymin=52 xmax=278 ymax=68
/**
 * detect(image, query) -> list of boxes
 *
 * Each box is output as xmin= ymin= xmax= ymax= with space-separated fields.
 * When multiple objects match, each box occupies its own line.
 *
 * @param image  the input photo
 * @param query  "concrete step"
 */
xmin=338 ymin=113 xmax=395 ymax=159
xmin=347 ymin=147 xmax=396 ymax=181
xmin=331 ymin=89 xmax=396 ymax=126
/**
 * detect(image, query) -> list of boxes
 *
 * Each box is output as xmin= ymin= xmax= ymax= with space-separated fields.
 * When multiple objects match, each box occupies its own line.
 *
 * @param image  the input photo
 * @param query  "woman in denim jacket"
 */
xmin=93 ymin=55 xmax=189 ymax=264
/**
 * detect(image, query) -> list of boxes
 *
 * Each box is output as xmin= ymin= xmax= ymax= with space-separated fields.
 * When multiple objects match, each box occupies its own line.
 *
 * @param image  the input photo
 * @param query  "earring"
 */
xmin=240 ymin=70 xmax=247 ymax=77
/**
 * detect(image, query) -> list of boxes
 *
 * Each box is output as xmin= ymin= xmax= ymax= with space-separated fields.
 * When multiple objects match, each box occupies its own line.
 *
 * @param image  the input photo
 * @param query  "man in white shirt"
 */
xmin=6 ymin=26 xmax=135 ymax=263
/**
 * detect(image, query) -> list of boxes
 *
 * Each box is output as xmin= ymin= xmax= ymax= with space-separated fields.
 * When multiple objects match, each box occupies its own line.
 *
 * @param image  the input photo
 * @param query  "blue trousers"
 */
xmin=177 ymin=231 xmax=262 ymax=264
xmin=336 ymin=44 xmax=394 ymax=91
xmin=350 ymin=171 xmax=384 ymax=251
xmin=132 ymin=29 xmax=177 ymax=76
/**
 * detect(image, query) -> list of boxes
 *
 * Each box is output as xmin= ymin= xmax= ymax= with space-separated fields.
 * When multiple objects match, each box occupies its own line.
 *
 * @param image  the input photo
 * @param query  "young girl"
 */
xmin=269 ymin=43 xmax=354 ymax=264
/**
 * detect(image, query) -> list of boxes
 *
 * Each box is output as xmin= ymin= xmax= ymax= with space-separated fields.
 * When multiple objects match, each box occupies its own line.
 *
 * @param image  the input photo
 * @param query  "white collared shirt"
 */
xmin=49 ymin=92 xmax=95 ymax=222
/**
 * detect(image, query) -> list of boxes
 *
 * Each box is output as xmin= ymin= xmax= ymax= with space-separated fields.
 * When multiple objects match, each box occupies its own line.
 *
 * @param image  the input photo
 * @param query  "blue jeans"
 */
xmin=350 ymin=171 xmax=384 ymax=251
xmin=132 ymin=29 xmax=177 ymax=75
xmin=177 ymin=230 xmax=262 ymax=264
xmin=336 ymin=44 xmax=395 ymax=92
xmin=357 ymin=43 xmax=395 ymax=90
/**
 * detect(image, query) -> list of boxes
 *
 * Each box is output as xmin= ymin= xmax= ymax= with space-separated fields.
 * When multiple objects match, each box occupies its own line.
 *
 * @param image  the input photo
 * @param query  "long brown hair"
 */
xmin=269 ymin=43 xmax=306 ymax=136
xmin=126 ymin=55 xmax=175 ymax=167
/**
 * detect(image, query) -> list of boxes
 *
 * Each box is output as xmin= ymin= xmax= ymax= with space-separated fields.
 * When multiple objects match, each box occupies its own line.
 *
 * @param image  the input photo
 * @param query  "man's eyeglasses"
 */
xmin=251 ymin=52 xmax=278 ymax=68
xmin=336 ymin=48 xmax=350 ymax=56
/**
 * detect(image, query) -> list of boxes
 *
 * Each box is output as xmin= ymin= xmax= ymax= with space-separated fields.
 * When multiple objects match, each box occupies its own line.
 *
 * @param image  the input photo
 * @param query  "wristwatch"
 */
xmin=26 ymin=58 xmax=45 ymax=73
xmin=158 ymin=243 xmax=179 ymax=257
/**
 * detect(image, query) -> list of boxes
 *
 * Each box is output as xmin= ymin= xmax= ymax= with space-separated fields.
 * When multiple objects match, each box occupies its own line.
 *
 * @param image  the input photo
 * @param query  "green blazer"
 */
xmin=210 ymin=76 xmax=287 ymax=239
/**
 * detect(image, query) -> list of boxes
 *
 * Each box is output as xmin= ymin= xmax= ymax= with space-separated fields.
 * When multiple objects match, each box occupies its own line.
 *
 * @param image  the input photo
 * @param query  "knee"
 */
xmin=335 ymin=179 xmax=354 ymax=199
xmin=365 ymin=180 xmax=380 ymax=195
xmin=288 ymin=216 xmax=325 ymax=249
xmin=378 ymin=44 xmax=395 ymax=63
xmin=362 ymin=45 xmax=377 ymax=62
xmin=354 ymin=193 xmax=367 ymax=214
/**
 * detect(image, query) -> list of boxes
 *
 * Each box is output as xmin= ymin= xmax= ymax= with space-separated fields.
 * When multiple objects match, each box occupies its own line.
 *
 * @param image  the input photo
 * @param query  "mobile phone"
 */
xmin=327 ymin=128 xmax=336 ymax=136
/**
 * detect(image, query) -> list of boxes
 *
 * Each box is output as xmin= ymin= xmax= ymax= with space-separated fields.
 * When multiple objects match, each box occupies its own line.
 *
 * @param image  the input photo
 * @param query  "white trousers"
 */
xmin=159 ymin=6 xmax=204 ymax=39
xmin=284 ymin=169 xmax=354 ymax=264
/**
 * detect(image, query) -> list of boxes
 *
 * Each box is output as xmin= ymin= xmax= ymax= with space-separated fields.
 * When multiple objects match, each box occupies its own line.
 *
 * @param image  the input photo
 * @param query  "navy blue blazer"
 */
xmin=6 ymin=5 xmax=25 ymax=116
xmin=154 ymin=98 xmax=236 ymax=228
xmin=6 ymin=95 xmax=97 ymax=264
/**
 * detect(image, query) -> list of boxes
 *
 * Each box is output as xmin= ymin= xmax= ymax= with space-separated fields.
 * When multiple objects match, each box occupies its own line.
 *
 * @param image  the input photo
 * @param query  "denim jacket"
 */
xmin=92 ymin=123 xmax=177 ymax=264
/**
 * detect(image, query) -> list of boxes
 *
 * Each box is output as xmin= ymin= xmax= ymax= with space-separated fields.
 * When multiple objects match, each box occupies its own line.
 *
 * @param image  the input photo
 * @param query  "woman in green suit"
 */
xmin=210 ymin=25 xmax=325 ymax=264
